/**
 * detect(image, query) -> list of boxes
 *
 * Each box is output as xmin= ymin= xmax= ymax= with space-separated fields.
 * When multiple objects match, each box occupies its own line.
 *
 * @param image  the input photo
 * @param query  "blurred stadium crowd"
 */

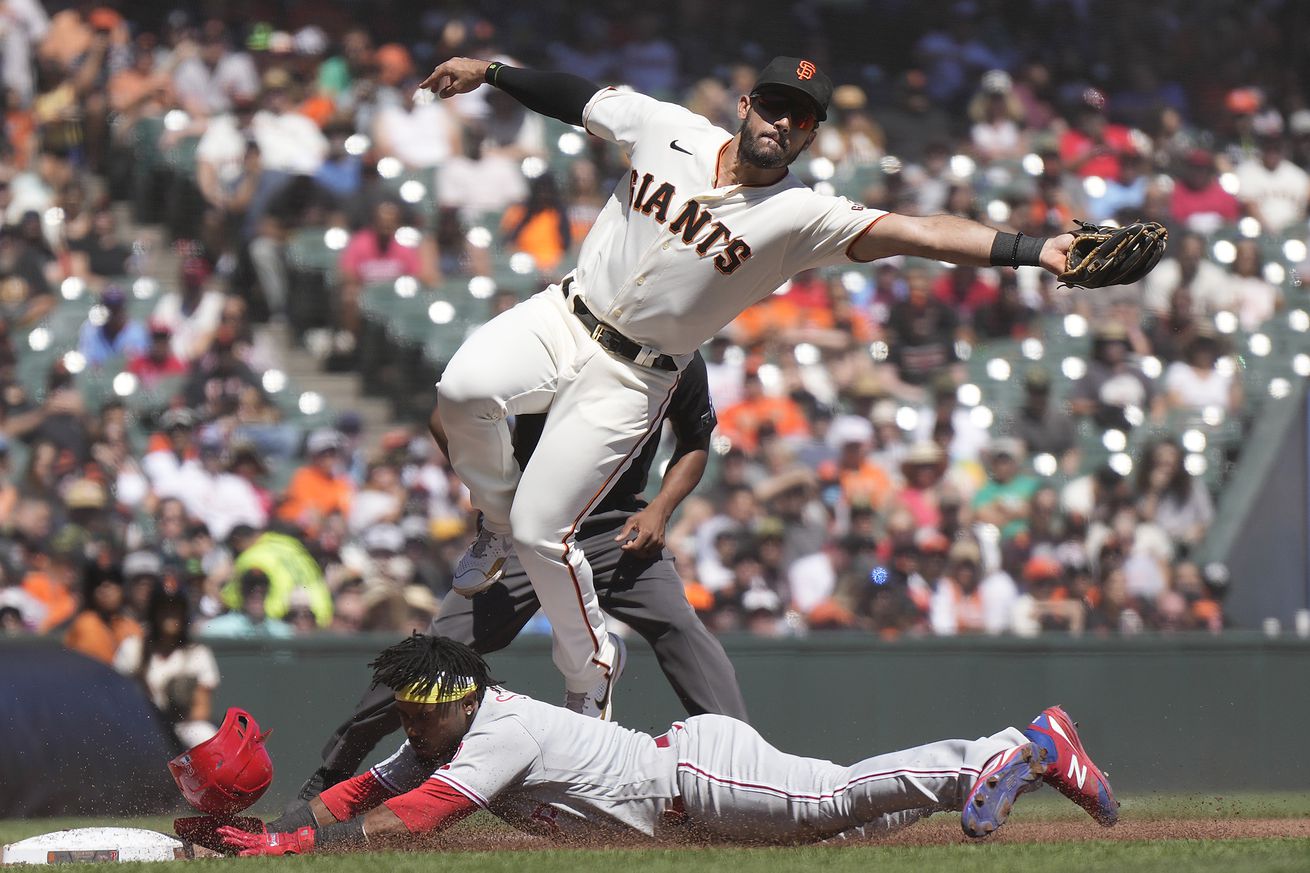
xmin=5 ymin=0 xmax=1310 ymax=685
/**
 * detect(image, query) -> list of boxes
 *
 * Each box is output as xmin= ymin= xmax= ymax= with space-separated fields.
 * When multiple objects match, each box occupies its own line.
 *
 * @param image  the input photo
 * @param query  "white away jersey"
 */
xmin=370 ymin=688 xmax=679 ymax=839
xmin=575 ymin=89 xmax=887 ymax=357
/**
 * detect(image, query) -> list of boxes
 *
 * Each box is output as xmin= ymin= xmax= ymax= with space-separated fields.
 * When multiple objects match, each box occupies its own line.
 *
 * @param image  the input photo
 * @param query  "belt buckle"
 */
xmin=590 ymin=323 xmax=606 ymax=342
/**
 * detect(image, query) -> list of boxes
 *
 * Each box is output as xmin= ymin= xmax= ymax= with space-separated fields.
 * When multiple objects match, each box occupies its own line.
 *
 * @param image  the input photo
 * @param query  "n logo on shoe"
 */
xmin=1067 ymin=755 xmax=1088 ymax=789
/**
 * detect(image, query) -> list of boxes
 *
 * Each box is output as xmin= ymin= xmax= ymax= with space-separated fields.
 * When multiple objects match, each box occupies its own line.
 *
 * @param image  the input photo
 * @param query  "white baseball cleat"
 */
xmin=564 ymin=633 xmax=627 ymax=720
xmin=451 ymin=527 xmax=514 ymax=597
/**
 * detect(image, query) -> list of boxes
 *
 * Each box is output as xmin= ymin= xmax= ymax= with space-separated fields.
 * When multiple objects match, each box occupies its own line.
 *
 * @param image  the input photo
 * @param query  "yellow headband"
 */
xmin=394 ymin=676 xmax=478 ymax=705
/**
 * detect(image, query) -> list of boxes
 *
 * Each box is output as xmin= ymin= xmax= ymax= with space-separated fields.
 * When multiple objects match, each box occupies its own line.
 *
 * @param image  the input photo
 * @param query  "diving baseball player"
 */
xmin=177 ymin=635 xmax=1118 ymax=854
xmin=424 ymin=55 xmax=1080 ymax=715
xmin=292 ymin=352 xmax=748 ymax=802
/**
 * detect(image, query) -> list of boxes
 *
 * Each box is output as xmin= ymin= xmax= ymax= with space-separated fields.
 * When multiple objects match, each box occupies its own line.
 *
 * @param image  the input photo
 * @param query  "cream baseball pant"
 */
xmin=664 ymin=715 xmax=1029 ymax=843
xmin=437 ymin=285 xmax=679 ymax=692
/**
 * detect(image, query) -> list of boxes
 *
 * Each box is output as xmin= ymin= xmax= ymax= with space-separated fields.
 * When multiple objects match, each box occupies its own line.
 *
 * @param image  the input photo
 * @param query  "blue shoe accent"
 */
xmin=961 ymin=743 xmax=1044 ymax=839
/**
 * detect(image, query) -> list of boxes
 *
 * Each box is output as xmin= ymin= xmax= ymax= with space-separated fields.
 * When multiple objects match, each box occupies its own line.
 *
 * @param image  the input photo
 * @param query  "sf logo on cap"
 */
xmin=796 ymin=60 xmax=816 ymax=80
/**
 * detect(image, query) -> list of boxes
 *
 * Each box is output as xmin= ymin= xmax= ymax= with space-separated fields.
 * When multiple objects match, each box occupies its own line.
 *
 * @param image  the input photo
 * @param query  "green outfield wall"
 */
xmin=194 ymin=632 xmax=1310 ymax=805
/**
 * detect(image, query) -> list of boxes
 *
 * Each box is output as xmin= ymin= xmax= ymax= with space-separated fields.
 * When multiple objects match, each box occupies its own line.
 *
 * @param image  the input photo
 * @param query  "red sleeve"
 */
xmin=338 ymin=233 xmax=367 ymax=280
xmin=382 ymin=778 xmax=480 ymax=834
xmin=319 ymin=772 xmax=394 ymax=821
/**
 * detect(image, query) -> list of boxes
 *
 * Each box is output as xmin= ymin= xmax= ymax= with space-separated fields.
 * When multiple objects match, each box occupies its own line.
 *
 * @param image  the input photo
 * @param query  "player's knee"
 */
xmin=506 ymin=506 xmax=567 ymax=561
xmin=435 ymin=370 xmax=497 ymax=419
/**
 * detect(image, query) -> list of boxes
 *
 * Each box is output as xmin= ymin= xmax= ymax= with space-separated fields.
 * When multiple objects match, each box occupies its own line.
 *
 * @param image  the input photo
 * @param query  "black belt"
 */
xmin=561 ymin=278 xmax=677 ymax=371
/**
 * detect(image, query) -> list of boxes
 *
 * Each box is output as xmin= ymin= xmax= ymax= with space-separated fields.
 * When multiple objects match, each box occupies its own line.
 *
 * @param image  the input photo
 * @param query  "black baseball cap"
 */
xmin=752 ymin=56 xmax=833 ymax=121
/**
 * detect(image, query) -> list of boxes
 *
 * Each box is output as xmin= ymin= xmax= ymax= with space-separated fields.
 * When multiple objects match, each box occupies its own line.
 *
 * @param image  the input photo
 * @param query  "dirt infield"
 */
xmin=429 ymin=816 xmax=1310 ymax=852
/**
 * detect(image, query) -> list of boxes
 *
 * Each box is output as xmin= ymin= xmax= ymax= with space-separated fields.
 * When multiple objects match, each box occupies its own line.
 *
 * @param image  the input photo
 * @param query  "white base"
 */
xmin=2 ymin=828 xmax=185 ymax=865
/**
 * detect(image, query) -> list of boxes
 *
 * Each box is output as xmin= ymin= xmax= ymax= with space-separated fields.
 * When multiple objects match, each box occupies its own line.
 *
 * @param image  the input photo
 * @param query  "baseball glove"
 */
xmin=1058 ymin=220 xmax=1168 ymax=288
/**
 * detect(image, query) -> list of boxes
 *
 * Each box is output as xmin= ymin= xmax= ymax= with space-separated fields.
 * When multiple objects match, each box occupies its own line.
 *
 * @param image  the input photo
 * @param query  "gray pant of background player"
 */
xmin=311 ymin=509 xmax=749 ymax=784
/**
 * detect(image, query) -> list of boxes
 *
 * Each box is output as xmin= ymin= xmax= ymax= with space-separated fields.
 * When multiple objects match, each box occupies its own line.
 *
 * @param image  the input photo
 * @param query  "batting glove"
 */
xmin=218 ymin=825 xmax=317 ymax=856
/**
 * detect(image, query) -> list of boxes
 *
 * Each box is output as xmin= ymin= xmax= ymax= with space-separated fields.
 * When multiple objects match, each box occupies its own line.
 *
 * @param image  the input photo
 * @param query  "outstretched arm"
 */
xmin=852 ymin=212 xmax=1074 ymax=276
xmin=420 ymin=57 xmax=602 ymax=127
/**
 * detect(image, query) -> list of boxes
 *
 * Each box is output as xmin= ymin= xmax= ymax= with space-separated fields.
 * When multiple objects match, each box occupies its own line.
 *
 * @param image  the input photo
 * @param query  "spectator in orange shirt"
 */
xmin=64 ymin=563 xmax=143 ymax=664
xmin=829 ymin=416 xmax=893 ymax=510
xmin=22 ymin=551 xmax=80 ymax=633
xmin=715 ymin=370 xmax=809 ymax=454
xmin=500 ymin=174 xmax=572 ymax=275
xmin=278 ymin=429 xmax=353 ymax=536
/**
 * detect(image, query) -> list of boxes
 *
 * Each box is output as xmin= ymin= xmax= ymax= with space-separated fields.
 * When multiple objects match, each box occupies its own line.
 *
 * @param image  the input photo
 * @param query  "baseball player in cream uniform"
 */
xmin=421 ymin=56 xmax=1078 ymax=716
xmin=210 ymin=636 xmax=1118 ymax=855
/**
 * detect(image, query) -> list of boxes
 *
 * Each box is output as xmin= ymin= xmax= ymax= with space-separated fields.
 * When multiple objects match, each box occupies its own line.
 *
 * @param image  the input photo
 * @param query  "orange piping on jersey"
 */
xmin=561 ymin=372 xmax=682 ymax=670
xmin=845 ymin=212 xmax=892 ymax=263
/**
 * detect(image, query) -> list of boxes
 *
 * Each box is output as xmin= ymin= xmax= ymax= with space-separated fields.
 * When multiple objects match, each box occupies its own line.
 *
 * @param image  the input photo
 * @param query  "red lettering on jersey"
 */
xmin=694 ymin=222 xmax=732 ymax=256
xmin=669 ymin=200 xmax=714 ymax=243
xmin=713 ymin=238 xmax=752 ymax=274
xmin=796 ymin=60 xmax=816 ymax=80
xmin=641 ymin=182 xmax=676 ymax=223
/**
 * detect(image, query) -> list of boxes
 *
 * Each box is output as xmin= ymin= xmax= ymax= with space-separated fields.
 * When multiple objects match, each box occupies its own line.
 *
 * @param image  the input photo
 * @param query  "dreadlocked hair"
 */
xmin=369 ymin=633 xmax=496 ymax=703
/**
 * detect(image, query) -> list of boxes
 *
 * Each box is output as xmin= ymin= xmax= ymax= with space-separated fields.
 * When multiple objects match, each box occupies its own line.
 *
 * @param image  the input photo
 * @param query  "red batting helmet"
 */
xmin=168 ymin=708 xmax=273 ymax=815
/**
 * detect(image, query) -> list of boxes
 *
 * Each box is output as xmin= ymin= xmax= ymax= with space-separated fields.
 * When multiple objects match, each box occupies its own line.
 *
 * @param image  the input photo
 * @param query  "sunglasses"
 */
xmin=750 ymin=93 xmax=817 ymax=131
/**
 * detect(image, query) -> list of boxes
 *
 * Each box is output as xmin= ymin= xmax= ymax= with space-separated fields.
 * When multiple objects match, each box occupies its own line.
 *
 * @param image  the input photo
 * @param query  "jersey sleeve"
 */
xmin=792 ymin=195 xmax=890 ymax=271
xmin=368 ymin=741 xmax=435 ymax=795
xmin=582 ymin=89 xmax=678 ymax=156
xmin=319 ymin=771 xmax=394 ymax=821
xmin=666 ymin=352 xmax=716 ymax=447
xmin=428 ymin=716 xmax=540 ymax=810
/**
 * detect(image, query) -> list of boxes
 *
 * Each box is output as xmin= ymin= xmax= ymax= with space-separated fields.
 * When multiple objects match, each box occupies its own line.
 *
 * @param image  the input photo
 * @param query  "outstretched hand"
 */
xmin=419 ymin=57 xmax=492 ymax=99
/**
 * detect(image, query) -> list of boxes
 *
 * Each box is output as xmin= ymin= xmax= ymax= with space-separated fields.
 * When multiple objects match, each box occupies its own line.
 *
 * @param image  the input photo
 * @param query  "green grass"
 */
xmin=4 ymin=793 xmax=1308 ymax=873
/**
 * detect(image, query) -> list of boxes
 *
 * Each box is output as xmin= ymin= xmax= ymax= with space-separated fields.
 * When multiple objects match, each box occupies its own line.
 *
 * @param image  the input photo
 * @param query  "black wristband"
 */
xmin=484 ymin=62 xmax=503 ymax=86
xmin=267 ymin=804 xmax=316 ymax=834
xmin=990 ymin=231 xmax=1047 ymax=268
xmin=315 ymin=817 xmax=367 ymax=849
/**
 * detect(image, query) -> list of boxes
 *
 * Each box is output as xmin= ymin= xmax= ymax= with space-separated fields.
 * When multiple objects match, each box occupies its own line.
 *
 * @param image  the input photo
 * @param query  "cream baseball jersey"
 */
xmin=574 ymin=88 xmax=888 ymax=357
xmin=369 ymin=688 xmax=679 ymax=838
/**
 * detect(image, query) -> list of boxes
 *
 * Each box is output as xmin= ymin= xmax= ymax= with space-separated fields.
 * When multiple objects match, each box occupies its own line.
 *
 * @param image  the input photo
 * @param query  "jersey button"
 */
xmin=662 ymin=241 xmax=671 ymax=250
xmin=635 ymin=276 xmax=646 ymax=285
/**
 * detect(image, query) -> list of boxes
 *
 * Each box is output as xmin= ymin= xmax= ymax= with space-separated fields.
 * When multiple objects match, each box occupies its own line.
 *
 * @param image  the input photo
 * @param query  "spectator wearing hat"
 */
xmin=929 ymin=538 xmax=1018 ymax=636
xmin=973 ymin=438 xmax=1039 ymax=539
xmin=1163 ymin=330 xmax=1241 ymax=415
xmin=1010 ymin=368 xmax=1076 ymax=459
xmin=122 ymin=550 xmax=163 ymax=622
xmin=222 ymin=526 xmax=330 ymax=627
xmin=64 ymin=563 xmax=143 ymax=665
xmin=278 ymin=429 xmax=354 ymax=536
xmin=143 ymin=407 xmax=198 ymax=501
xmin=1012 ymin=552 xmax=1084 ymax=636
xmin=1070 ymin=322 xmax=1162 ymax=429
xmin=77 ymin=284 xmax=148 ymax=364
xmin=202 ymin=568 xmax=294 ymax=638
xmin=968 ymin=70 xmax=1026 ymax=161
xmin=152 ymin=254 xmax=225 ymax=362
xmin=1170 ymin=149 xmax=1241 ymax=235
xmin=127 ymin=321 xmax=188 ymax=387
xmin=1235 ymin=134 xmax=1309 ymax=233
xmin=894 ymin=441 xmax=948 ymax=529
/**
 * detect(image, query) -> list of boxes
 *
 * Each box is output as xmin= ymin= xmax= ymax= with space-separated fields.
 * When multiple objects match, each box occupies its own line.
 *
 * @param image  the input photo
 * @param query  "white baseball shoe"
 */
xmin=451 ymin=526 xmax=513 ymax=597
xmin=564 ymin=633 xmax=627 ymax=720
